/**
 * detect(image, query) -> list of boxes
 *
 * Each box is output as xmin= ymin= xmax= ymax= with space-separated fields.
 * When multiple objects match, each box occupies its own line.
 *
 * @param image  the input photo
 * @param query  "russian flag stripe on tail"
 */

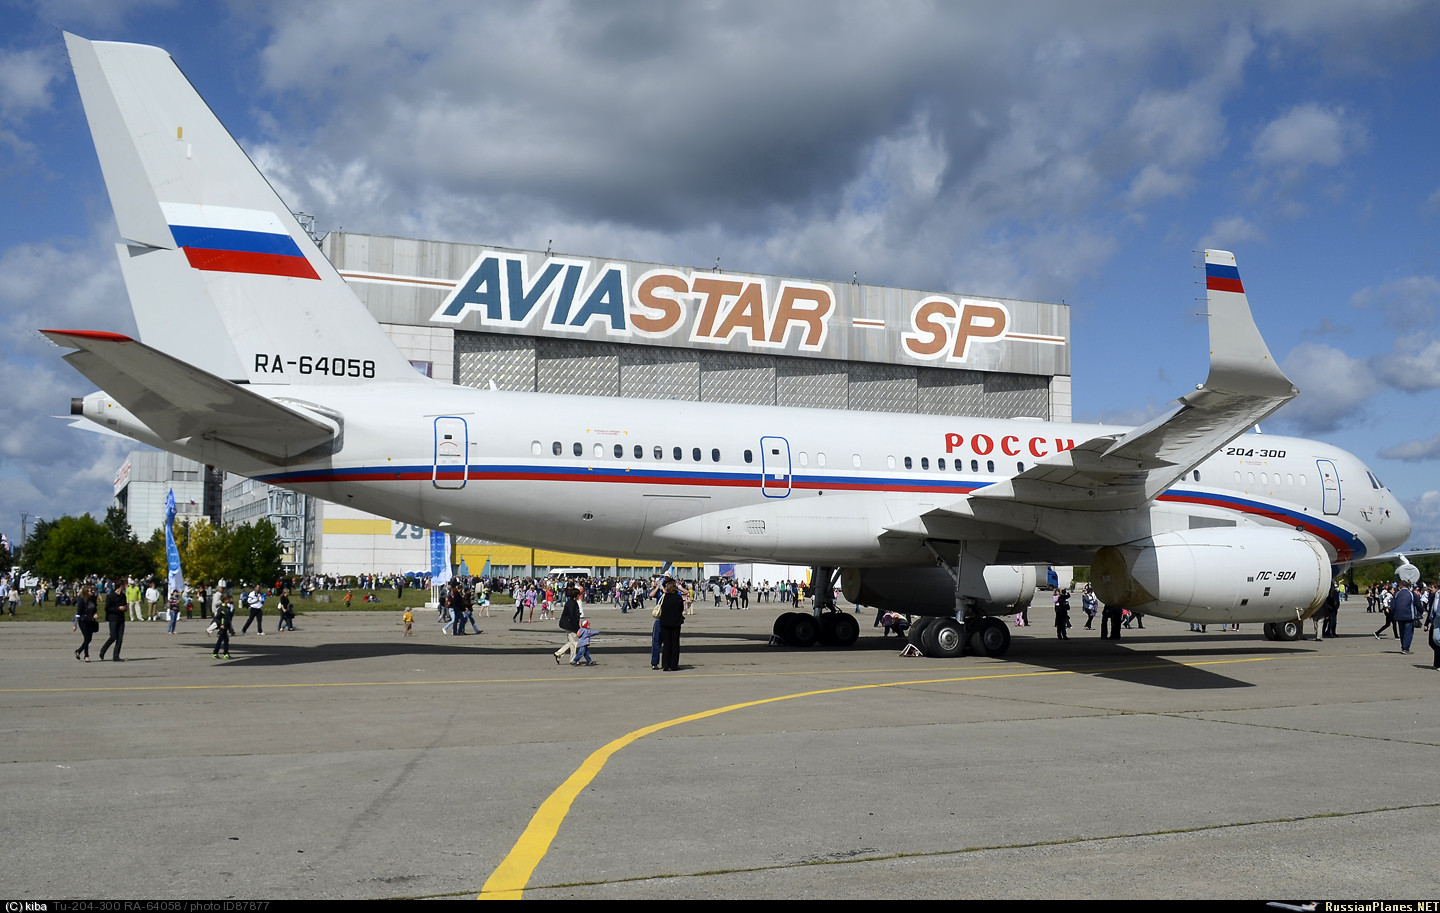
xmin=164 ymin=207 xmax=320 ymax=280
xmin=1206 ymin=262 xmax=1244 ymax=293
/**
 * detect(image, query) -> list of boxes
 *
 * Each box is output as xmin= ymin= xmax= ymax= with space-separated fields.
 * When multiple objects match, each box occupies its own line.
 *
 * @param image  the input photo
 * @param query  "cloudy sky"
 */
xmin=2 ymin=0 xmax=1439 ymax=550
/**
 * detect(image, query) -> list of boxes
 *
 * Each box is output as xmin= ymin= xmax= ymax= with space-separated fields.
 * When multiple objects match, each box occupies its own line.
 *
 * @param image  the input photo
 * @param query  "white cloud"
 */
xmin=1275 ymin=341 xmax=1378 ymax=433
xmin=0 ymin=47 xmax=57 ymax=117
xmin=1199 ymin=216 xmax=1267 ymax=250
xmin=1400 ymin=490 xmax=1440 ymax=549
xmin=1251 ymin=103 xmax=1365 ymax=171
xmin=1370 ymin=335 xmax=1440 ymax=392
xmin=1380 ymin=433 xmax=1440 ymax=462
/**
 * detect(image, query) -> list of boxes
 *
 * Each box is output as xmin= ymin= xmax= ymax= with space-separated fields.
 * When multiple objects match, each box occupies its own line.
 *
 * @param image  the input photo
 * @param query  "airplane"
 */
xmin=45 ymin=34 xmax=1412 ymax=659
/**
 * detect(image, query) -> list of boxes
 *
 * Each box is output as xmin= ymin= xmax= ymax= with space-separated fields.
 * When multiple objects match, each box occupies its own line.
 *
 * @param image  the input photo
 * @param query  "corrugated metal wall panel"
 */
xmin=698 ymin=352 xmax=776 ymax=405
xmin=620 ymin=350 xmax=700 ymax=401
xmin=455 ymin=334 xmax=536 ymax=391
xmin=777 ymin=359 xmax=847 ymax=409
xmin=847 ymin=363 xmax=918 ymax=413
xmin=983 ymin=373 xmax=1051 ymax=419
xmin=537 ymin=339 xmax=620 ymax=396
xmin=917 ymin=367 xmax=986 ymax=416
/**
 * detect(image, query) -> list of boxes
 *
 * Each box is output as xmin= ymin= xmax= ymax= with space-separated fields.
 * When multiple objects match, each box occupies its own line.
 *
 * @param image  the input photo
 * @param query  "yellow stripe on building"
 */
xmin=322 ymin=518 xmax=395 ymax=535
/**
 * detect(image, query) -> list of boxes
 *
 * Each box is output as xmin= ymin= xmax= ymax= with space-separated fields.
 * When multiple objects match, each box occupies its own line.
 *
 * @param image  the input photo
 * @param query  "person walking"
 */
xmin=166 ymin=588 xmax=180 ymax=633
xmin=74 ymin=585 xmax=99 ymax=661
xmin=97 ymin=581 xmax=127 ymax=661
xmin=211 ymin=594 xmax=232 ymax=659
xmin=571 ymin=619 xmax=596 ymax=666
xmin=1054 ymin=588 xmax=1071 ymax=640
xmin=1426 ymin=594 xmax=1440 ymax=670
xmin=276 ymin=589 xmax=295 ymax=631
xmin=553 ymin=587 xmax=581 ymax=665
xmin=1391 ymin=581 xmax=1418 ymax=655
xmin=659 ymin=579 xmax=686 ymax=671
xmin=240 ymin=585 xmax=266 ymax=635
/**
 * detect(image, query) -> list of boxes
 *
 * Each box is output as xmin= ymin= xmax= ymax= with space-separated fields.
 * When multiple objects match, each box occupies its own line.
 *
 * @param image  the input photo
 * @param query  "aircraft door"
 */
xmin=760 ymin=436 xmax=792 ymax=498
xmin=433 ymin=417 xmax=469 ymax=490
xmin=1317 ymin=459 xmax=1340 ymax=515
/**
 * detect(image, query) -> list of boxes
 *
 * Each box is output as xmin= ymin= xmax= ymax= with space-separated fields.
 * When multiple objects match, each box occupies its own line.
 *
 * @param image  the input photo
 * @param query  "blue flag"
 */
xmin=430 ymin=530 xmax=452 ymax=586
xmin=164 ymin=489 xmax=184 ymax=593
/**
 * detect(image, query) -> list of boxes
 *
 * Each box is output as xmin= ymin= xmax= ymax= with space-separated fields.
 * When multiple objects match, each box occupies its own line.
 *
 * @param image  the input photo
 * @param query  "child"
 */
xmin=402 ymin=607 xmax=414 ymax=637
xmin=571 ymin=618 xmax=596 ymax=666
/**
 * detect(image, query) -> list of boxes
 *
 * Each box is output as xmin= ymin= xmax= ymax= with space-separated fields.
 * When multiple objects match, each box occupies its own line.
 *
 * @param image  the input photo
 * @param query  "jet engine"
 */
xmin=1090 ymin=528 xmax=1330 ymax=624
xmin=840 ymin=564 xmax=1036 ymax=616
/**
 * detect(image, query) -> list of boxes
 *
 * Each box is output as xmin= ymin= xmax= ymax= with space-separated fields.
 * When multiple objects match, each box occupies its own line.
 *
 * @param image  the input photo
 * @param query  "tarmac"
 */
xmin=2 ymin=598 xmax=1438 ymax=900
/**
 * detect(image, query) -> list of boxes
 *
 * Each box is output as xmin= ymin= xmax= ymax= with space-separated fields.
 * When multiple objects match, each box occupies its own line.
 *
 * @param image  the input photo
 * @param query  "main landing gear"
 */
xmin=1262 ymin=619 xmax=1303 ymax=641
xmin=770 ymin=566 xmax=860 ymax=649
xmin=903 ymin=614 xmax=1011 ymax=658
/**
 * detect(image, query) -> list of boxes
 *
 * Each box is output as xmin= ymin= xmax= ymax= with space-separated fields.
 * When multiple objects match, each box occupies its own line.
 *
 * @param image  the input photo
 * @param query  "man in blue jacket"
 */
xmin=1391 ymin=582 xmax=1417 ymax=654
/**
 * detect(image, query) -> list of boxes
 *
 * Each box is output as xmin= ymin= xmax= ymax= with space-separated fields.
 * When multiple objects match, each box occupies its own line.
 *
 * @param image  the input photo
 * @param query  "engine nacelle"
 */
xmin=1091 ymin=528 xmax=1330 ymax=623
xmin=841 ymin=565 xmax=1036 ymax=616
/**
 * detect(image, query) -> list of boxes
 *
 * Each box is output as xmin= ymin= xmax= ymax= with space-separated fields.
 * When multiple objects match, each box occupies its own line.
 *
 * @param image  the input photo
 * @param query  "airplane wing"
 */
xmin=42 ymin=329 xmax=339 ymax=462
xmin=970 ymin=250 xmax=1297 ymax=513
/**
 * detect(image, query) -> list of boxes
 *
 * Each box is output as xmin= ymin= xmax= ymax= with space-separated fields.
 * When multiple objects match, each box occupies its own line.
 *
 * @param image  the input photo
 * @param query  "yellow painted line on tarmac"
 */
xmin=477 ymin=651 xmax=1317 ymax=899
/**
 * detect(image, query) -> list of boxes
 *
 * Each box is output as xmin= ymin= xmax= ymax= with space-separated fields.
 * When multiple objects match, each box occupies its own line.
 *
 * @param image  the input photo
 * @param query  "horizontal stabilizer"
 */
xmin=43 ymin=329 xmax=338 ymax=462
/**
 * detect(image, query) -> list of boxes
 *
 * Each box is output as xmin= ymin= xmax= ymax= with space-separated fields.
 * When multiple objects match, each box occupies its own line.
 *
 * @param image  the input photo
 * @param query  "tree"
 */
xmin=33 ymin=514 xmax=111 ymax=581
xmin=182 ymin=520 xmax=231 ymax=585
xmin=17 ymin=518 xmax=53 ymax=577
xmin=101 ymin=506 xmax=149 ymax=580
xmin=231 ymin=518 xmax=282 ymax=585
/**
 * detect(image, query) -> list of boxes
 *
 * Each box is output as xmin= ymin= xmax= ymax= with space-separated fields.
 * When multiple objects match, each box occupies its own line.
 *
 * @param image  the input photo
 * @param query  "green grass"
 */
xmin=0 ymin=588 xmax=514 ymax=622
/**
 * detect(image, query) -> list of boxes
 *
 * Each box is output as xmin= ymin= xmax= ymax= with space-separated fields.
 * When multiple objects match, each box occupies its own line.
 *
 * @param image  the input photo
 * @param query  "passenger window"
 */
xmin=938 ymin=458 xmax=946 ymax=470
xmin=594 ymin=443 xmax=603 ymax=459
xmin=573 ymin=442 xmax=583 ymax=457
xmin=852 ymin=454 xmax=861 ymax=468
xmin=986 ymin=460 xmax=994 ymax=473
xmin=654 ymin=446 xmax=663 ymax=460
xmin=920 ymin=457 xmax=929 ymax=470
xmin=635 ymin=445 xmax=643 ymax=459
xmin=1016 ymin=462 xmax=1024 ymax=472
xmin=712 ymin=448 xmax=720 ymax=462
xmin=887 ymin=456 xmax=896 ymax=469
xmin=692 ymin=447 xmax=701 ymax=461
xmin=971 ymin=460 xmax=979 ymax=472
xmin=531 ymin=441 xmax=542 ymax=456
xmin=799 ymin=452 xmax=809 ymax=467
xmin=552 ymin=441 xmax=562 ymax=456
xmin=904 ymin=456 xmax=913 ymax=469
xmin=1193 ymin=470 xmax=1201 ymax=482
xmin=817 ymin=452 xmax=826 ymax=467
xmin=614 ymin=444 xmax=623 ymax=459
xmin=673 ymin=447 xmax=682 ymax=461
xmin=744 ymin=449 xmax=753 ymax=463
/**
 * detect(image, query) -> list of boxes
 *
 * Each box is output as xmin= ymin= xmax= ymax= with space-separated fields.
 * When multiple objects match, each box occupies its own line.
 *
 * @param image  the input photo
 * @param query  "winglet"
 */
xmin=1198 ymin=250 xmax=1296 ymax=399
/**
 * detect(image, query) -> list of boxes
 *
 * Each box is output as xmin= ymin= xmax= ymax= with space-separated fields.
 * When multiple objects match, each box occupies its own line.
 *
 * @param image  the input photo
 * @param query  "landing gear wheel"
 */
xmin=920 ymin=618 xmax=944 ymax=656
xmin=908 ymin=616 xmax=936 ymax=653
xmin=929 ymin=618 xmax=966 ymax=658
xmin=1262 ymin=622 xmax=1278 ymax=641
xmin=817 ymin=613 xmax=838 ymax=645
xmin=1277 ymin=619 xmax=1302 ymax=641
xmin=774 ymin=613 xmax=799 ymax=640
xmin=970 ymin=617 xmax=1011 ymax=657
xmin=828 ymin=613 xmax=860 ymax=647
xmin=789 ymin=613 xmax=819 ymax=648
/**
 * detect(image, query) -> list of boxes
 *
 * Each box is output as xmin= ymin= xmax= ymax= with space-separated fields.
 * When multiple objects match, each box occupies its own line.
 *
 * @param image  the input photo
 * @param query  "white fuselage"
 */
xmin=102 ymin=380 xmax=1410 ymax=571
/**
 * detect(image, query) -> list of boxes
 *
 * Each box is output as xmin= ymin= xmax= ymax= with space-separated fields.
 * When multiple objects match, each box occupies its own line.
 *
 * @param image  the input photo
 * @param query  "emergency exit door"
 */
xmin=760 ymin=435 xmax=791 ymax=498
xmin=434 ymin=417 xmax=468 ymax=489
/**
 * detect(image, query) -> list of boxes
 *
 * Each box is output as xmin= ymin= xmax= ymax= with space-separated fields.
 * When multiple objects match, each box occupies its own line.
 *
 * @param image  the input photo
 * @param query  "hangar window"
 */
xmin=573 ymin=442 xmax=583 ymax=457
xmin=712 ymin=448 xmax=721 ymax=462
xmin=986 ymin=460 xmax=995 ymax=473
xmin=673 ymin=447 xmax=682 ymax=461
xmin=614 ymin=444 xmax=623 ymax=459
xmin=887 ymin=456 xmax=896 ymax=469
xmin=692 ymin=447 xmax=702 ymax=462
xmin=920 ymin=457 xmax=930 ymax=470
xmin=852 ymin=454 xmax=861 ymax=468
xmin=904 ymin=456 xmax=913 ymax=469
xmin=531 ymin=441 xmax=542 ymax=456
xmin=744 ymin=450 xmax=754 ymax=463
xmin=553 ymin=441 xmax=562 ymax=456
xmin=655 ymin=446 xmax=663 ymax=460
xmin=635 ymin=445 xmax=644 ymax=459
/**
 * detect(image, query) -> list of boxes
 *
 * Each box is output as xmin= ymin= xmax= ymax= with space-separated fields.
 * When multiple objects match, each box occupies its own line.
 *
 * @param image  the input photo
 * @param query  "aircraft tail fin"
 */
xmin=65 ymin=33 xmax=422 ymax=386
xmin=1200 ymin=249 xmax=1295 ymax=398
